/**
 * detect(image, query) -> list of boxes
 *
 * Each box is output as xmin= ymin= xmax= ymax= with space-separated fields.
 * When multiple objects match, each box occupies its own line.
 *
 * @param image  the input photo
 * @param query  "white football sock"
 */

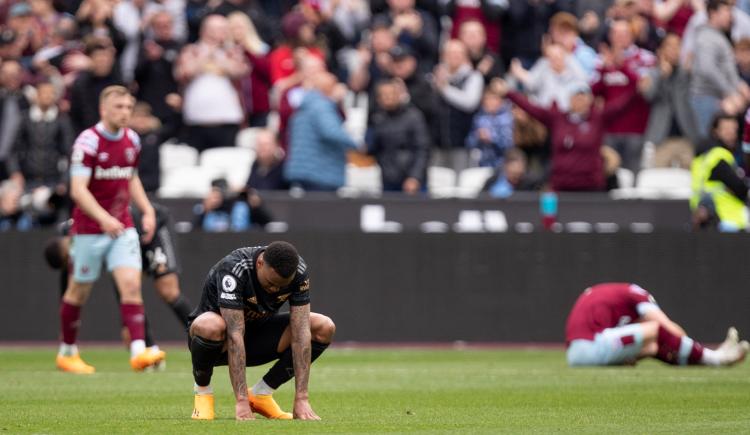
xmin=130 ymin=339 xmax=146 ymax=357
xmin=252 ymin=379 xmax=275 ymax=396
xmin=194 ymin=384 xmax=213 ymax=395
xmin=700 ymin=348 xmax=721 ymax=366
xmin=59 ymin=343 xmax=78 ymax=356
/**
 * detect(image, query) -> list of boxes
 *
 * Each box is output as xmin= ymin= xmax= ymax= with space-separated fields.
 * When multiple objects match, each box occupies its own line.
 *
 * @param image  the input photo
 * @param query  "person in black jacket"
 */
xmin=367 ymin=79 xmax=429 ymax=194
xmin=129 ymin=101 xmax=181 ymax=194
xmin=68 ymin=37 xmax=124 ymax=134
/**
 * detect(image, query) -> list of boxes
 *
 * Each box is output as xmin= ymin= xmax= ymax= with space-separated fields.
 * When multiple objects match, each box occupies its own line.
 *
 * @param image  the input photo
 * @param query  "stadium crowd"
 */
xmin=1 ymin=0 xmax=750 ymax=230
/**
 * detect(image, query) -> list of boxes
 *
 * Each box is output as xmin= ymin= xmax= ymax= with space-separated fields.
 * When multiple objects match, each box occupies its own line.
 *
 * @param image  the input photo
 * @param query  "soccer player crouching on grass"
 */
xmin=565 ymin=282 xmax=749 ymax=367
xmin=56 ymin=86 xmax=165 ymax=374
xmin=188 ymin=241 xmax=335 ymax=421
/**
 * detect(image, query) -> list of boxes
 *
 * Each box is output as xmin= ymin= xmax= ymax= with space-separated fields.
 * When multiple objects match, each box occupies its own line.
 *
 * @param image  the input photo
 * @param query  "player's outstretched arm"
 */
xmin=290 ymin=303 xmax=320 ymax=420
xmin=641 ymin=308 xmax=687 ymax=337
xmin=220 ymin=307 xmax=254 ymax=421
xmin=128 ymin=174 xmax=156 ymax=243
xmin=70 ymin=175 xmax=124 ymax=237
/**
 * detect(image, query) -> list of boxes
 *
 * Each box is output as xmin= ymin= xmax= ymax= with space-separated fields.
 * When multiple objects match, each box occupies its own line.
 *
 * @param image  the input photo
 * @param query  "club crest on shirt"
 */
xmin=125 ymin=148 xmax=136 ymax=164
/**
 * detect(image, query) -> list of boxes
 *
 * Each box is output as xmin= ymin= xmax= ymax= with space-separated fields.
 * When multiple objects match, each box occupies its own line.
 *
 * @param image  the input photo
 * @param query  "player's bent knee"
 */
xmin=311 ymin=314 xmax=335 ymax=343
xmin=63 ymin=282 xmax=93 ymax=305
xmin=190 ymin=312 xmax=227 ymax=341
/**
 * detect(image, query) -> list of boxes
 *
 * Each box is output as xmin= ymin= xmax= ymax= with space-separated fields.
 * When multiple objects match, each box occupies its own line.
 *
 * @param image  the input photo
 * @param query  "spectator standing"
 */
xmin=446 ymin=0 xmax=506 ymax=55
xmin=592 ymin=20 xmax=656 ymax=173
xmin=11 ymin=81 xmax=74 ymax=192
xmin=134 ymin=10 xmax=182 ymax=123
xmin=498 ymin=75 xmax=637 ymax=192
xmin=458 ymin=19 xmax=504 ymax=84
xmin=175 ymin=14 xmax=247 ymax=153
xmin=1 ymin=2 xmax=44 ymax=66
xmin=69 ymin=38 xmax=124 ymax=135
xmin=501 ymin=0 xmax=572 ymax=68
xmin=547 ymin=12 xmax=599 ymax=79
xmin=0 ymin=60 xmax=29 ymax=183
xmin=388 ymin=44 xmax=440 ymax=147
xmin=653 ymin=0 xmax=704 ymax=37
xmin=465 ymin=86 xmax=514 ymax=168
xmin=367 ymin=79 xmax=429 ymax=194
xmin=689 ymin=0 xmax=750 ymax=137
xmin=681 ymin=0 xmax=750 ymax=67
xmin=373 ymin=0 xmax=440 ymax=74
xmin=509 ymin=43 xmax=588 ymax=111
xmin=228 ymin=11 xmax=272 ymax=127
xmin=433 ymin=39 xmax=483 ymax=172
xmin=269 ymin=11 xmax=325 ymax=85
xmin=641 ymin=33 xmax=700 ymax=169
xmin=285 ymin=72 xmax=358 ymax=191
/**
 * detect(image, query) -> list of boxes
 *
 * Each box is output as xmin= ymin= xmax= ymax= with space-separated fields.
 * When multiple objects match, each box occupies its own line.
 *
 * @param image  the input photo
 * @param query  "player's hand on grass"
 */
xmin=293 ymin=398 xmax=321 ymax=420
xmin=235 ymin=400 xmax=255 ymax=421
xmin=140 ymin=211 xmax=156 ymax=243
xmin=100 ymin=215 xmax=125 ymax=238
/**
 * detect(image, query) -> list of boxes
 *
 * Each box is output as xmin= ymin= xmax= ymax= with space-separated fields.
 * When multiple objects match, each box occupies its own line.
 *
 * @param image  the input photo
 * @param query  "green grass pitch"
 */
xmin=1 ymin=346 xmax=748 ymax=434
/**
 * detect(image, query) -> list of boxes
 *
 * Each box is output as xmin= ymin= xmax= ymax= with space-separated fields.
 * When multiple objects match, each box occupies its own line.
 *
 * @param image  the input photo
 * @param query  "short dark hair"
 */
xmin=711 ymin=112 xmax=737 ymax=134
xmin=264 ymin=241 xmax=299 ymax=278
xmin=707 ymin=0 xmax=732 ymax=14
xmin=43 ymin=237 xmax=65 ymax=270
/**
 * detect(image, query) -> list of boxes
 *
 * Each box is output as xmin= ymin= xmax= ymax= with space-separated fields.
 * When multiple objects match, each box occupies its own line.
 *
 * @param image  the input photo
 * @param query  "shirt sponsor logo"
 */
xmin=220 ymin=292 xmax=237 ymax=300
xmin=94 ymin=166 xmax=134 ymax=180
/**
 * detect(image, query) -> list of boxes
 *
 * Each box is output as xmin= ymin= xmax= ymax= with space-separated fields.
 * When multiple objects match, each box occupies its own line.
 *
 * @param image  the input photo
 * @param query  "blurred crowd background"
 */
xmin=1 ymin=0 xmax=749 ymax=231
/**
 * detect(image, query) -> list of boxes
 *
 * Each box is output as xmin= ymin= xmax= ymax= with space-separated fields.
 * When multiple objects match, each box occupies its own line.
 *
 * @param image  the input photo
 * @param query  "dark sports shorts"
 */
xmin=141 ymin=223 xmax=180 ymax=279
xmin=189 ymin=312 xmax=290 ymax=367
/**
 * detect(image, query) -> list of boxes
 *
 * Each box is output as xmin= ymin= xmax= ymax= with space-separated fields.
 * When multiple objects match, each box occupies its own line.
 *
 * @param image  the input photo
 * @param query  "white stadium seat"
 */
xmin=158 ymin=166 xmax=215 ymax=198
xmin=427 ymin=166 xmax=457 ymax=198
xmin=199 ymin=147 xmax=255 ymax=191
xmin=455 ymin=167 xmax=494 ymax=198
xmin=159 ymin=143 xmax=198 ymax=174
xmin=616 ymin=167 xmax=635 ymax=189
xmin=634 ymin=167 xmax=692 ymax=199
xmin=339 ymin=164 xmax=382 ymax=196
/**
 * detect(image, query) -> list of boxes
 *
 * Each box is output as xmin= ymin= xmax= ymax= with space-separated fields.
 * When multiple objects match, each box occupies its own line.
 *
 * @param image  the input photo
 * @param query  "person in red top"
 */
xmin=56 ymin=86 xmax=165 ymax=374
xmin=495 ymin=73 xmax=635 ymax=191
xmin=566 ymin=282 xmax=749 ymax=366
xmin=592 ymin=19 xmax=657 ymax=173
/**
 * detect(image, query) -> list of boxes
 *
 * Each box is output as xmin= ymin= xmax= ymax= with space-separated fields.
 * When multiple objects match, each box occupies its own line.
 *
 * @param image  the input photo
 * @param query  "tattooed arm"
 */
xmin=290 ymin=303 xmax=320 ymax=420
xmin=220 ymin=307 xmax=254 ymax=420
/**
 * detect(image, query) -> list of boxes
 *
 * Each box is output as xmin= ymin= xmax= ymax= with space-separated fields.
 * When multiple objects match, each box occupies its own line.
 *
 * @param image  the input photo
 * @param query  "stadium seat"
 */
xmin=427 ymin=166 xmax=457 ymax=198
xmin=455 ymin=167 xmax=494 ymax=198
xmin=159 ymin=143 xmax=199 ymax=174
xmin=343 ymin=92 xmax=368 ymax=144
xmin=199 ymin=147 xmax=255 ymax=191
xmin=158 ymin=166 xmax=215 ymax=198
xmin=616 ymin=167 xmax=635 ymax=189
xmin=339 ymin=163 xmax=382 ymax=196
xmin=634 ymin=167 xmax=692 ymax=199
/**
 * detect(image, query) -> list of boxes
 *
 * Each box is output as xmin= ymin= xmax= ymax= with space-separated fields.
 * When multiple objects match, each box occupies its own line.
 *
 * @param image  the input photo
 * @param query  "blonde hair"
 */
xmin=227 ymin=11 xmax=265 ymax=54
xmin=99 ymin=85 xmax=132 ymax=105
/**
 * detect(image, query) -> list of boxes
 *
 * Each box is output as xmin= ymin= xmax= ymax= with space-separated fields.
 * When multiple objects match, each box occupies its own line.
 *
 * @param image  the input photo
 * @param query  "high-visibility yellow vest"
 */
xmin=690 ymin=146 xmax=749 ymax=229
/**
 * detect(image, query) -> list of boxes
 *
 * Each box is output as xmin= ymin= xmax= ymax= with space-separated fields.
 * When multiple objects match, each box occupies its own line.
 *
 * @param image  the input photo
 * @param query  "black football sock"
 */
xmin=262 ymin=341 xmax=329 ymax=390
xmin=168 ymin=294 xmax=192 ymax=326
xmin=144 ymin=316 xmax=156 ymax=348
xmin=190 ymin=335 xmax=224 ymax=387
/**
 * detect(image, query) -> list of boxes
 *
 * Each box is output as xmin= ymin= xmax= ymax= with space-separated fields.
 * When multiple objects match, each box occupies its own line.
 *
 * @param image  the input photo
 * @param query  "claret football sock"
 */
xmin=120 ymin=303 xmax=145 ymax=343
xmin=656 ymin=326 xmax=704 ymax=365
xmin=262 ymin=341 xmax=330 ymax=389
xmin=190 ymin=335 xmax=224 ymax=387
xmin=60 ymin=301 xmax=81 ymax=347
